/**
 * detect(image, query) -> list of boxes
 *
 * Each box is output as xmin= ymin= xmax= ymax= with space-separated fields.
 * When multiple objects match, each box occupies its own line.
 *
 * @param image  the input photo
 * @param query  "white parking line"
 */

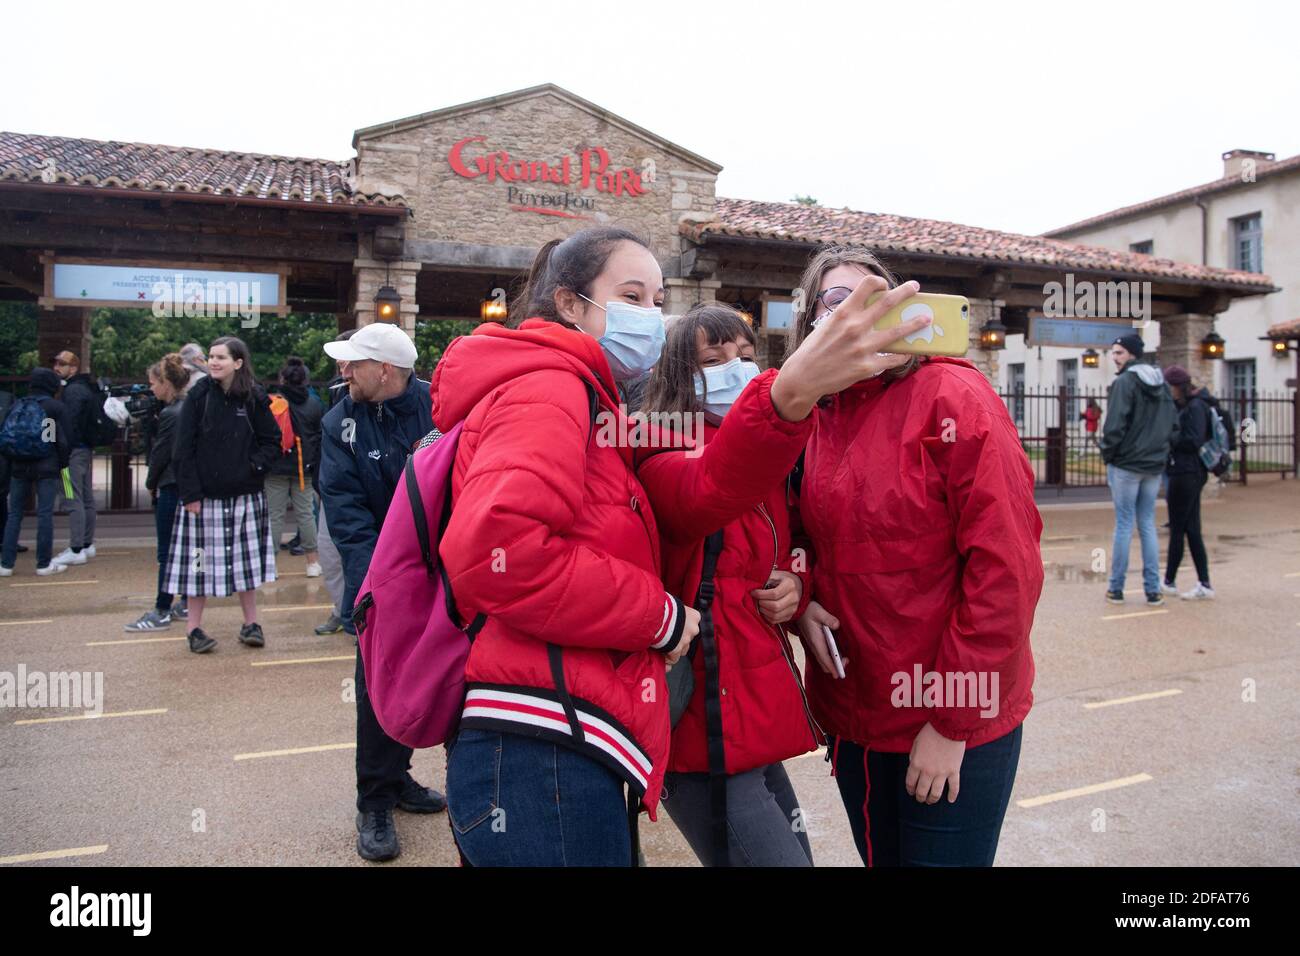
xmin=233 ymin=742 xmax=355 ymax=761
xmin=1017 ymin=773 xmax=1153 ymax=808
xmin=0 ymin=844 xmax=109 ymax=865
xmin=86 ymin=636 xmax=184 ymax=646
xmin=263 ymin=604 xmax=334 ymax=612
xmin=250 ymin=655 xmax=353 ymax=667
xmin=1084 ymin=689 xmax=1182 ymax=709
xmin=0 ymin=619 xmax=54 ymax=627
xmin=8 ymin=579 xmax=100 ymax=587
xmin=14 ymin=708 xmax=167 ymax=726
xmin=1102 ymin=609 xmax=1170 ymax=621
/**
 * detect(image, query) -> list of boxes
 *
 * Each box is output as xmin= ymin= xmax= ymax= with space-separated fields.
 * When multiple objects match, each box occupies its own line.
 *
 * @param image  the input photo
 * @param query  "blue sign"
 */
xmin=1028 ymin=316 xmax=1135 ymax=348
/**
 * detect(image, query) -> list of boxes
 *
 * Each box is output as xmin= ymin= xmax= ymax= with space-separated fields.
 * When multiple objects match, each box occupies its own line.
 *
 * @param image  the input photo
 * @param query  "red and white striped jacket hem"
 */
xmin=461 ymin=684 xmax=654 ymax=794
xmin=652 ymin=594 xmax=686 ymax=652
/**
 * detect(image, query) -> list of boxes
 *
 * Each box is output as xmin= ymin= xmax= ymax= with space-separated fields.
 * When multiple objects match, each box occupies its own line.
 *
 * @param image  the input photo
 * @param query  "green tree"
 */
xmin=792 ymin=194 xmax=820 ymax=206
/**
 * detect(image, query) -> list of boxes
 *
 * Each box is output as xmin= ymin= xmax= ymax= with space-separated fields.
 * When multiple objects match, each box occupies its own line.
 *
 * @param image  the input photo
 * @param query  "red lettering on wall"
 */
xmin=447 ymin=136 xmax=644 ymax=197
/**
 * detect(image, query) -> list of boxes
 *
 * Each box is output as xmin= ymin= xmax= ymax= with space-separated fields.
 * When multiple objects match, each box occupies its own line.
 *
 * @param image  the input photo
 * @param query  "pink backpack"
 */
xmin=352 ymin=421 xmax=485 ymax=749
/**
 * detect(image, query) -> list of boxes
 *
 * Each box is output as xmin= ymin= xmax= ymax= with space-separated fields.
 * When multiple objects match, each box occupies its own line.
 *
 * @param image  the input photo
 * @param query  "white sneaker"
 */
xmin=1180 ymin=583 xmax=1216 ymax=600
xmin=1159 ymin=581 xmax=1178 ymax=595
xmin=52 ymin=548 xmax=87 ymax=566
xmin=0 ymin=565 xmax=13 ymax=577
xmin=82 ymin=544 xmax=97 ymax=559
xmin=36 ymin=562 xmax=68 ymax=576
xmin=305 ymin=562 xmax=323 ymax=578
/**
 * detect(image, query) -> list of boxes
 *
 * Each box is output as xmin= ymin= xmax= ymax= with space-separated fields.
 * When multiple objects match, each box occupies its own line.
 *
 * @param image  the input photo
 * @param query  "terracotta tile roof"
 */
xmin=1043 ymin=153 xmax=1300 ymax=237
xmin=1267 ymin=317 xmax=1300 ymax=339
xmin=689 ymin=197 xmax=1274 ymax=291
xmin=0 ymin=131 xmax=405 ymax=208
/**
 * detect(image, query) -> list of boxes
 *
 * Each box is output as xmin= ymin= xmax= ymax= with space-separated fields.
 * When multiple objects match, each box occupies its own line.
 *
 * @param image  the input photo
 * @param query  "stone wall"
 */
xmin=1155 ymin=313 xmax=1216 ymax=387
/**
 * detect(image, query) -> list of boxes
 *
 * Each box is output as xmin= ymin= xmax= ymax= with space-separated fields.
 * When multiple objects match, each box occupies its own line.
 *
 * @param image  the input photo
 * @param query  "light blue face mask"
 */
xmin=579 ymin=294 xmax=666 ymax=382
xmin=694 ymin=357 xmax=762 ymax=424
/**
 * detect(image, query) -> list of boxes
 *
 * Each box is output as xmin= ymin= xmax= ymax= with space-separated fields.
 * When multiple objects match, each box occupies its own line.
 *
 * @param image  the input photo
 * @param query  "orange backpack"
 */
xmin=268 ymin=394 xmax=305 ymax=489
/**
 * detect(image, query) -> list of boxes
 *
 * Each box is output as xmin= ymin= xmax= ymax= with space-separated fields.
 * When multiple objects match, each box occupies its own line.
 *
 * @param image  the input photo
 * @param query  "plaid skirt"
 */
xmin=161 ymin=492 xmax=277 ymax=597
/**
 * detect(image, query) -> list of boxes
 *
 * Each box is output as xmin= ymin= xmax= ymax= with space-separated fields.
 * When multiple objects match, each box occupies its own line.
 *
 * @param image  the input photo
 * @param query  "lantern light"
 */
xmin=480 ymin=298 xmax=508 ymax=322
xmin=1082 ymin=348 xmax=1100 ymax=368
xmin=1201 ymin=331 xmax=1226 ymax=360
xmin=979 ymin=317 xmax=1007 ymax=350
xmin=373 ymin=285 xmax=400 ymax=323
xmin=1272 ymin=339 xmax=1290 ymax=356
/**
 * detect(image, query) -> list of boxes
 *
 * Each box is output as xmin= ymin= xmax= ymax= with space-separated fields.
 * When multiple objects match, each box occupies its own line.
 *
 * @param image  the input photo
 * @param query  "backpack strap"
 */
xmin=695 ymin=528 xmax=729 ymax=866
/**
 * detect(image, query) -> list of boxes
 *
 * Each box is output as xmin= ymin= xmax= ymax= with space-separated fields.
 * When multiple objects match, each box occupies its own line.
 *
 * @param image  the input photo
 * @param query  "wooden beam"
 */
xmin=0 ymin=265 xmax=41 ymax=294
xmin=0 ymin=220 xmax=358 ymax=263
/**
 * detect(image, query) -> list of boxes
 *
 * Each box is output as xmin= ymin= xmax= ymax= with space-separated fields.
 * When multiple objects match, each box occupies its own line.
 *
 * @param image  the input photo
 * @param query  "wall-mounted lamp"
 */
xmin=980 ymin=317 xmax=1007 ymax=350
xmin=374 ymin=285 xmax=400 ymax=323
xmin=480 ymin=298 xmax=508 ymax=322
xmin=1201 ymin=331 xmax=1226 ymax=360
xmin=1082 ymin=348 xmax=1100 ymax=368
xmin=1272 ymin=339 xmax=1291 ymax=356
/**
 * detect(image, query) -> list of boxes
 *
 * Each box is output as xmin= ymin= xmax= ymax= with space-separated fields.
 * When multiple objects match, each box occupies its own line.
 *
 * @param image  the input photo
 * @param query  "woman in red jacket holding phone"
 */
xmin=791 ymin=246 xmax=1043 ymax=867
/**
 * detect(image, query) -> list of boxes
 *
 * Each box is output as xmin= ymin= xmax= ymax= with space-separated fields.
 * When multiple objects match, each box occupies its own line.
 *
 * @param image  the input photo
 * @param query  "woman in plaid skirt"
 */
xmin=164 ymin=337 xmax=282 ymax=654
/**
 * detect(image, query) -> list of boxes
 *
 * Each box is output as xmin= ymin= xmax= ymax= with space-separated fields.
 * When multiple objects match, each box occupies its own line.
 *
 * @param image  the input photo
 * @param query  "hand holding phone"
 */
xmin=822 ymin=624 xmax=846 ymax=679
xmin=866 ymin=291 xmax=970 ymax=357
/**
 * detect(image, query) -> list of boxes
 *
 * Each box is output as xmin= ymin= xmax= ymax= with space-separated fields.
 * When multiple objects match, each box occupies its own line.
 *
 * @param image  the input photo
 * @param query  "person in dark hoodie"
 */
xmin=1 ymin=367 xmax=72 ymax=575
xmin=51 ymin=350 xmax=99 ymax=566
xmin=1159 ymin=365 xmax=1215 ymax=600
xmin=163 ymin=337 xmax=282 ymax=654
xmin=318 ymin=323 xmax=447 ymax=863
xmin=266 ymin=357 xmax=324 ymax=576
xmin=1099 ymin=334 xmax=1178 ymax=607
xmin=124 ymin=353 xmax=191 ymax=631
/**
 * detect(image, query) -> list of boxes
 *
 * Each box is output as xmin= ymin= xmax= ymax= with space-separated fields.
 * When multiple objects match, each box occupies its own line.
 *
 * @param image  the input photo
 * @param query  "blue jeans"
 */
xmin=830 ymin=724 xmax=1022 ymax=867
xmin=1107 ymin=464 xmax=1162 ymax=594
xmin=446 ymin=729 xmax=632 ymax=867
xmin=154 ymin=485 xmax=179 ymax=611
xmin=3 ymin=475 xmax=58 ymax=569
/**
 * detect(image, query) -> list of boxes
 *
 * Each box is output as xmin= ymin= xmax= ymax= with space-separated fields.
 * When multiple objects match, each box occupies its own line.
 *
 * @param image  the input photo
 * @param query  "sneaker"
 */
xmin=187 ymin=628 xmax=217 ymax=654
xmin=171 ymin=602 xmax=189 ymax=621
xmin=356 ymin=809 xmax=400 ymax=862
xmin=14 ymin=544 xmax=27 ymax=553
xmin=1160 ymin=581 xmax=1179 ymax=596
xmin=397 ymin=775 xmax=447 ymax=814
xmin=1105 ymin=590 xmax=1124 ymax=604
xmin=314 ymin=613 xmax=345 ymax=635
xmin=305 ymin=562 xmax=323 ymax=577
xmin=238 ymin=622 xmax=265 ymax=648
xmin=36 ymin=563 xmax=68 ymax=576
xmin=1180 ymin=583 xmax=1216 ymax=601
xmin=1145 ymin=592 xmax=1165 ymax=607
xmin=0 ymin=565 xmax=13 ymax=577
xmin=82 ymin=545 xmax=96 ymax=559
xmin=125 ymin=609 xmax=171 ymax=632
xmin=52 ymin=548 xmax=86 ymax=566
xmin=289 ymin=544 xmax=306 ymax=556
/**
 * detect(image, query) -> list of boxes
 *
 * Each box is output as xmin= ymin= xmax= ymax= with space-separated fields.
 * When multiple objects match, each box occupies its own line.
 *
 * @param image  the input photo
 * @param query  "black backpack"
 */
xmin=86 ymin=381 xmax=120 ymax=446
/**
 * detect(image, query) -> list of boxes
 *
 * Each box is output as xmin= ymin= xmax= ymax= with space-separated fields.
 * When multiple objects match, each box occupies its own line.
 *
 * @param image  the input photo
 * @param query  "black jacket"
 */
xmin=61 ymin=372 xmax=98 ymax=448
xmin=1100 ymin=360 xmax=1179 ymax=475
xmin=269 ymin=384 xmax=324 ymax=480
xmin=174 ymin=375 xmax=282 ymax=503
xmin=319 ymin=373 xmax=433 ymax=620
xmin=145 ymin=398 xmax=183 ymax=491
xmin=1168 ymin=394 xmax=1210 ymax=476
xmin=6 ymin=368 xmax=72 ymax=480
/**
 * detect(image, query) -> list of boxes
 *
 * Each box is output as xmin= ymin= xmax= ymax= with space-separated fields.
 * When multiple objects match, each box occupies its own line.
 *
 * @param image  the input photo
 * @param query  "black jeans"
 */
xmin=1165 ymin=470 xmax=1210 ymax=587
xmin=154 ymin=485 xmax=179 ymax=612
xmin=829 ymin=724 xmax=1022 ymax=867
xmin=354 ymin=651 xmax=412 ymax=812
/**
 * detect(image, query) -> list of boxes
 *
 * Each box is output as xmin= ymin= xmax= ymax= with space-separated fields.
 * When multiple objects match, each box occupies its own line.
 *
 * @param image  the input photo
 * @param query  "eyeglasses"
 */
xmin=814 ymin=286 xmax=854 ymax=312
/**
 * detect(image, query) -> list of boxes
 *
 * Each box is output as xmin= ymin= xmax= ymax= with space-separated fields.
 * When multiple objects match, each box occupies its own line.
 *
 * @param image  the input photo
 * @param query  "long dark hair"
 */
xmin=209 ymin=336 xmax=256 ymax=401
xmin=509 ymin=227 xmax=650 ymax=328
xmin=279 ymin=356 xmax=309 ymax=389
xmin=641 ymin=303 xmax=756 ymax=418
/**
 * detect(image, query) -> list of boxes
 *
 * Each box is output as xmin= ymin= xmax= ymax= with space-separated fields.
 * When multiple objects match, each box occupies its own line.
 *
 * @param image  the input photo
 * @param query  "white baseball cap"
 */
xmin=324 ymin=323 xmax=418 ymax=368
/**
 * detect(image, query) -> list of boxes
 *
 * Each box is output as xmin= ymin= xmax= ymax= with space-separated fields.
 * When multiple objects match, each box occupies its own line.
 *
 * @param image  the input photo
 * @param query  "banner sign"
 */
xmin=1027 ymin=316 xmax=1135 ymax=349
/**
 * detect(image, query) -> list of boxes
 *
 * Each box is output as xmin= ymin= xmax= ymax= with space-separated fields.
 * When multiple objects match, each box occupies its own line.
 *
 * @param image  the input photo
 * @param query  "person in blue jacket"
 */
xmin=318 ymin=323 xmax=446 ymax=863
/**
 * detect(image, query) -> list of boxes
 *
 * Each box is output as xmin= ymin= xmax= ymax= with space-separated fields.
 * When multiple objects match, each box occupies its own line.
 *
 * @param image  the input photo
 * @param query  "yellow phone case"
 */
xmin=866 ymin=292 xmax=970 ymax=357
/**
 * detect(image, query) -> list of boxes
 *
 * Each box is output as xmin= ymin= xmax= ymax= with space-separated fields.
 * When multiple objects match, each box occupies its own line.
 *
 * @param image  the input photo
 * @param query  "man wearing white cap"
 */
xmin=318 ymin=323 xmax=446 ymax=861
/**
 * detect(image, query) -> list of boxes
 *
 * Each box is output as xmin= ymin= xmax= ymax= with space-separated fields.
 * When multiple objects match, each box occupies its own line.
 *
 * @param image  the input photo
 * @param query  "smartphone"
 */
xmin=867 ymin=291 xmax=970 ymax=357
xmin=822 ymin=625 xmax=846 ymax=679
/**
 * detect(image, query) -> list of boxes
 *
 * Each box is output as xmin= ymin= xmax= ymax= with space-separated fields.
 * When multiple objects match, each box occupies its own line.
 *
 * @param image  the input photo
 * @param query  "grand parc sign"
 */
xmin=446 ymin=135 xmax=652 ymax=220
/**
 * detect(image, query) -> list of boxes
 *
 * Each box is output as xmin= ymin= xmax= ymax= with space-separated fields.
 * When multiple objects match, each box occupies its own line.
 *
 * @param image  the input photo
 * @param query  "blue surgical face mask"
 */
xmin=579 ymin=294 xmax=665 ymax=382
xmin=694 ymin=357 xmax=762 ymax=425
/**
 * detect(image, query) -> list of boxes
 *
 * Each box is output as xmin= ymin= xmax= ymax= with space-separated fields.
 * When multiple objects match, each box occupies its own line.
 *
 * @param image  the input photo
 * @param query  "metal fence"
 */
xmin=999 ymin=385 xmax=1297 ymax=492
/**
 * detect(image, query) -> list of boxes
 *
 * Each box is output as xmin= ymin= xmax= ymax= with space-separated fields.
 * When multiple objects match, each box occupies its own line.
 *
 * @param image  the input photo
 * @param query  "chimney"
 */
xmin=1222 ymin=149 xmax=1275 ymax=181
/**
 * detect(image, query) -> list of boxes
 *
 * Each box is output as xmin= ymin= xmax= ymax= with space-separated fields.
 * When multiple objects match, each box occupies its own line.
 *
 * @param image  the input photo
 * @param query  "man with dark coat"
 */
xmin=318 ymin=323 xmax=446 ymax=862
xmin=1 ymin=368 xmax=72 ymax=575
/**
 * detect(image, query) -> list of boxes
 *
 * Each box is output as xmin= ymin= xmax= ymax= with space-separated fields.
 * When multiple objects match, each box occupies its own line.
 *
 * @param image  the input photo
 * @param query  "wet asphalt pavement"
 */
xmin=1 ymin=475 xmax=1297 ymax=867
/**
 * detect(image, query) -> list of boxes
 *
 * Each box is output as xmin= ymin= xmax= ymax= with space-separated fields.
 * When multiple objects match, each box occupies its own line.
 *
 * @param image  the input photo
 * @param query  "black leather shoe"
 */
xmin=187 ymin=628 xmax=216 ymax=654
xmin=238 ymin=622 xmax=265 ymax=647
xmin=397 ymin=775 xmax=447 ymax=814
xmin=356 ymin=809 xmax=400 ymax=861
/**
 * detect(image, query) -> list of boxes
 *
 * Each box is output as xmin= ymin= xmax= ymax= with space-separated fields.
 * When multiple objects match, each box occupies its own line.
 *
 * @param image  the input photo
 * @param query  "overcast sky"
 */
xmin=4 ymin=0 xmax=1297 ymax=237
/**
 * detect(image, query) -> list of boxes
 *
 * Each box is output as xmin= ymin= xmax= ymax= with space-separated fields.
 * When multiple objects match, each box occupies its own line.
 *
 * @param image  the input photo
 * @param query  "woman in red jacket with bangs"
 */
xmin=791 ymin=246 xmax=1043 ymax=867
